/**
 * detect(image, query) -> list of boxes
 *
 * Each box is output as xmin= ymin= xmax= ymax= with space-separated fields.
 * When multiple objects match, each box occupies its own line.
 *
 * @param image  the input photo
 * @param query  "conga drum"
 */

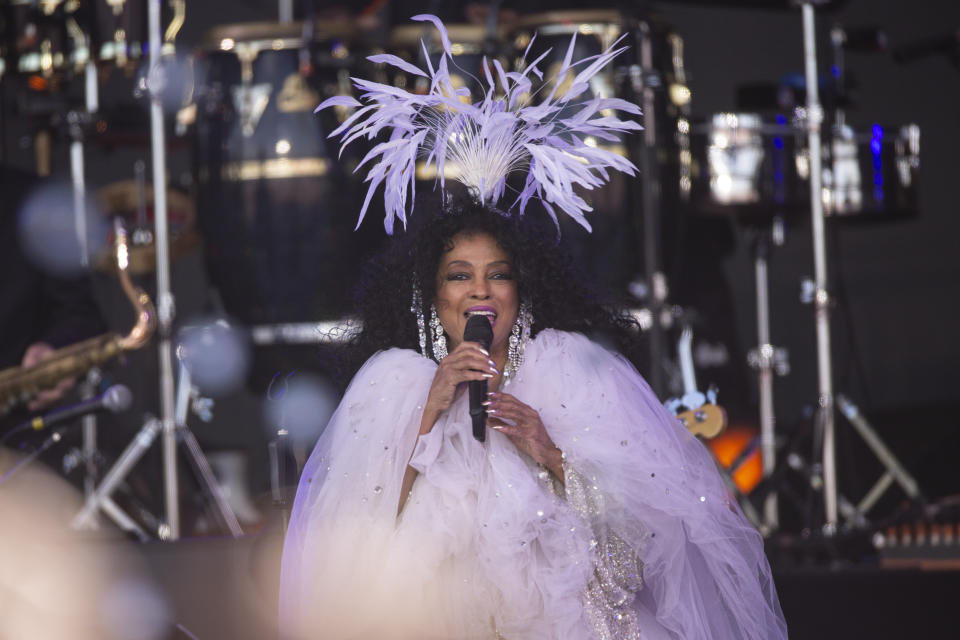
xmin=687 ymin=112 xmax=920 ymax=223
xmin=819 ymin=122 xmax=920 ymax=221
xmin=510 ymin=10 xmax=690 ymax=297
xmin=193 ymin=21 xmax=383 ymax=326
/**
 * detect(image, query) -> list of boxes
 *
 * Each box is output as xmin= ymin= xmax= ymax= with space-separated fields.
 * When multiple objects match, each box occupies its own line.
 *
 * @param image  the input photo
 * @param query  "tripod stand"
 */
xmin=72 ymin=0 xmax=240 ymax=540
xmin=72 ymin=357 xmax=243 ymax=537
xmin=795 ymin=0 xmax=923 ymax=533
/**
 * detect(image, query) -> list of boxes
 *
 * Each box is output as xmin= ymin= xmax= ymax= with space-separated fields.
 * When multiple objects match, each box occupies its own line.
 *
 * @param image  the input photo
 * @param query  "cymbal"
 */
xmin=95 ymin=180 xmax=199 ymax=275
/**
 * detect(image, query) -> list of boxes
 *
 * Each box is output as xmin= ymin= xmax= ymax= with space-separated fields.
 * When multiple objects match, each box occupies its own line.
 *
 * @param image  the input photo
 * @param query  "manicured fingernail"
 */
xmin=486 ymin=408 xmax=498 ymax=415
xmin=488 ymin=366 xmax=499 ymax=375
xmin=487 ymin=391 xmax=499 ymax=397
xmin=487 ymin=359 xmax=496 ymax=367
xmin=481 ymin=373 xmax=494 ymax=379
xmin=491 ymin=425 xmax=504 ymax=430
xmin=481 ymin=400 xmax=493 ymax=406
xmin=478 ymin=347 xmax=490 ymax=357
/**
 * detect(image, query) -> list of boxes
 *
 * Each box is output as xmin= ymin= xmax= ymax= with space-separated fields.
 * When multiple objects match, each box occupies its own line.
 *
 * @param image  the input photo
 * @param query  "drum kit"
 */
xmin=0 ymin=1 xmax=930 ymax=541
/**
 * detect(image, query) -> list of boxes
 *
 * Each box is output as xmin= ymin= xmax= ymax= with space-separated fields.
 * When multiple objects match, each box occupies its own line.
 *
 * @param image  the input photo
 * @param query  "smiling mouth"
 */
xmin=465 ymin=309 xmax=497 ymax=326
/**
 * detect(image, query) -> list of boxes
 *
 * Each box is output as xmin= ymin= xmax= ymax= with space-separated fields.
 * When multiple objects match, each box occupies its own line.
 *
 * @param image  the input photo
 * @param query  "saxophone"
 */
xmin=0 ymin=221 xmax=156 ymax=415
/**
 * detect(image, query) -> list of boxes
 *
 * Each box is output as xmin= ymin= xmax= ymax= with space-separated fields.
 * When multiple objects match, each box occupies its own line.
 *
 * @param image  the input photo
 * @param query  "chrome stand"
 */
xmin=69 ymin=61 xmax=98 ymax=270
xmin=72 ymin=417 xmax=160 ymax=540
xmin=145 ymin=0 xmax=181 ymax=540
xmin=746 ymin=221 xmax=789 ymax=533
xmin=630 ymin=20 xmax=669 ymax=397
xmin=797 ymin=0 xmax=837 ymax=533
xmin=173 ymin=359 xmax=243 ymax=537
xmin=75 ymin=0 xmax=241 ymax=540
xmin=67 ymin=54 xmax=102 ymax=513
xmin=796 ymin=1 xmax=922 ymax=533
xmin=836 ymin=394 xmax=922 ymax=523
xmin=79 ymin=368 xmax=102 ymax=503
xmin=72 ymin=357 xmax=243 ymax=539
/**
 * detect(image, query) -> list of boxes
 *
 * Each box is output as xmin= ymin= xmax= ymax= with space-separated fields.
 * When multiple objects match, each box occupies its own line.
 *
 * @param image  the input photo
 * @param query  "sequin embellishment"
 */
xmin=564 ymin=464 xmax=644 ymax=640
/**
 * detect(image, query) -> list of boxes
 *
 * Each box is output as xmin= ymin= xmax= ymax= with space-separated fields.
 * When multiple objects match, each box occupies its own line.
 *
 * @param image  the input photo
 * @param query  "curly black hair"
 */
xmin=340 ymin=187 xmax=644 ymax=383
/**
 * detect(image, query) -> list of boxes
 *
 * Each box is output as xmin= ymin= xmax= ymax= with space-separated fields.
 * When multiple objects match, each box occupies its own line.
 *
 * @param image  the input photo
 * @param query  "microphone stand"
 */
xmin=71 ymin=355 xmax=243 ymax=539
xmin=267 ymin=372 xmax=297 ymax=539
xmin=794 ymin=1 xmax=923 ymax=534
xmin=0 ymin=429 xmax=68 ymax=487
xmin=0 ymin=423 xmax=151 ymax=541
xmin=71 ymin=3 xmax=243 ymax=540
xmin=629 ymin=19 xmax=668 ymax=397
xmin=67 ymin=55 xmax=101 ymax=505
xmin=79 ymin=368 xmax=102 ymax=505
xmin=145 ymin=0 xmax=181 ymax=540
xmin=68 ymin=60 xmax=97 ymax=271
xmin=796 ymin=0 xmax=839 ymax=534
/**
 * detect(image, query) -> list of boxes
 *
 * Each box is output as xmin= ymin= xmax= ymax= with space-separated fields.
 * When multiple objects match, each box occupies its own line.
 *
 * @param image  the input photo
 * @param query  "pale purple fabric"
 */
xmin=279 ymin=330 xmax=787 ymax=639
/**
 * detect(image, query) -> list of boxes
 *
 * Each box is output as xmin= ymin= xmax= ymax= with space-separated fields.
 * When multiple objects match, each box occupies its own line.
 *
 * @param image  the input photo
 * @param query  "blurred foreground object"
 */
xmin=0 ymin=447 xmax=169 ymax=640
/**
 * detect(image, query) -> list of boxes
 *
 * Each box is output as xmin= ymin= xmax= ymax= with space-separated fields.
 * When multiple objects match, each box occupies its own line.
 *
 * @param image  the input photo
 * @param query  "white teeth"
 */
xmin=466 ymin=310 xmax=496 ymax=318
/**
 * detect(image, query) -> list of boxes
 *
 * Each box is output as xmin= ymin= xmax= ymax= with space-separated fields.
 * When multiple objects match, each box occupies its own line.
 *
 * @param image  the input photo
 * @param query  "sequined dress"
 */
xmin=279 ymin=330 xmax=787 ymax=640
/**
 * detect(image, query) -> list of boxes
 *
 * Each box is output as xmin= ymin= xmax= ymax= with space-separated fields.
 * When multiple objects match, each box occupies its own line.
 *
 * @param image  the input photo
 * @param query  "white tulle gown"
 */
xmin=279 ymin=330 xmax=787 ymax=640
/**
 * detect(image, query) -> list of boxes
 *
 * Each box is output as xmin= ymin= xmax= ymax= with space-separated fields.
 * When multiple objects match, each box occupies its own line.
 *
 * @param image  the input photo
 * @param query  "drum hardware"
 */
xmin=681 ymin=7 xmax=922 ymax=535
xmin=767 ymin=435 xmax=867 ymax=530
xmin=79 ymin=367 xmax=101 ymax=503
xmin=67 ymin=55 xmax=99 ymax=273
xmin=133 ymin=159 xmax=151 ymax=243
xmin=821 ymin=121 xmax=920 ymax=220
xmin=631 ymin=18 xmax=669 ymax=397
xmin=5 ymin=0 xmax=78 ymax=78
xmin=818 ymin=23 xmax=920 ymax=222
xmin=745 ymin=217 xmax=791 ymax=532
xmin=90 ymin=0 xmax=184 ymax=68
xmin=834 ymin=394 xmax=923 ymax=521
xmin=249 ymin=320 xmax=356 ymax=346
xmin=266 ymin=371 xmax=298 ymax=539
xmin=72 ymin=336 xmax=244 ymax=539
xmin=689 ymin=108 xmax=919 ymax=223
xmin=626 ymin=304 xmax=688 ymax=333
xmin=688 ymin=110 xmax=807 ymax=221
xmin=793 ymin=1 xmax=923 ymax=535
xmin=142 ymin=0 xmax=181 ymax=539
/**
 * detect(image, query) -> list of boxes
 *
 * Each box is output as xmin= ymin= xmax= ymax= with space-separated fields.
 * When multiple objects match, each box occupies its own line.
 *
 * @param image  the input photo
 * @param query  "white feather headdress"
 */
xmin=317 ymin=14 xmax=642 ymax=234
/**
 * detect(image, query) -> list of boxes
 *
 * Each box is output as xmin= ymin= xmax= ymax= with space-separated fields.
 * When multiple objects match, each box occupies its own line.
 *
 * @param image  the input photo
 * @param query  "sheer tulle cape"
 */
xmin=279 ymin=330 xmax=787 ymax=639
